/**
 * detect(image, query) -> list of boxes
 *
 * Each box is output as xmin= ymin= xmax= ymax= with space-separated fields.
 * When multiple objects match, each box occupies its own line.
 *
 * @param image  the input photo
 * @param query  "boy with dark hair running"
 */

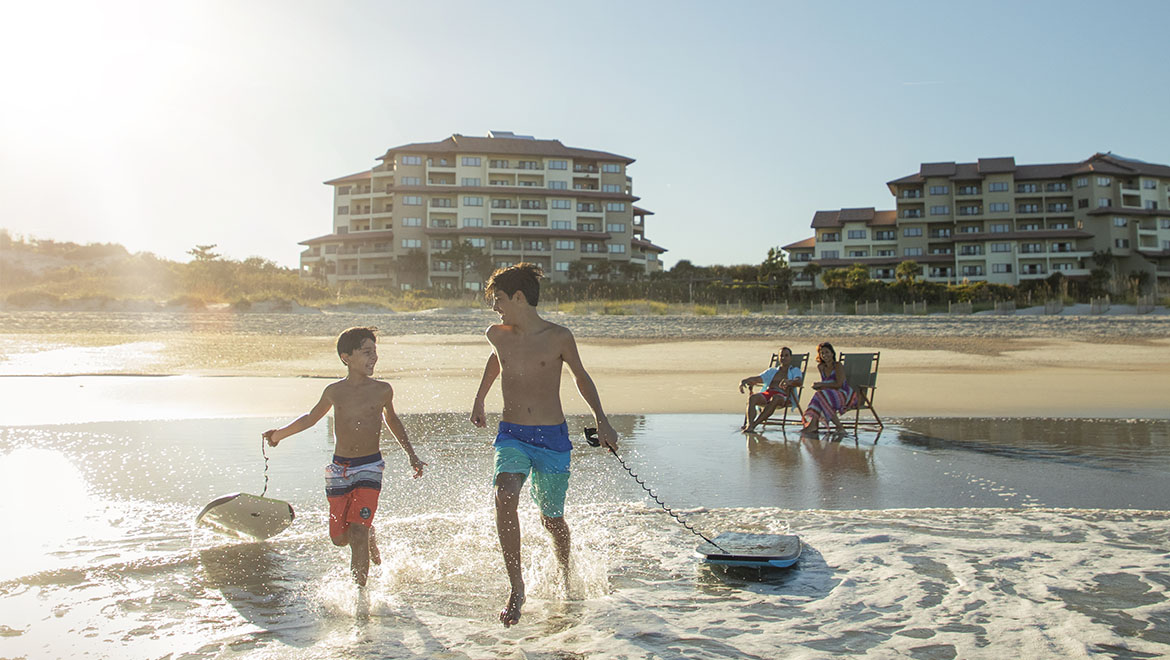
xmin=263 ymin=326 xmax=425 ymax=586
xmin=470 ymin=263 xmax=618 ymax=627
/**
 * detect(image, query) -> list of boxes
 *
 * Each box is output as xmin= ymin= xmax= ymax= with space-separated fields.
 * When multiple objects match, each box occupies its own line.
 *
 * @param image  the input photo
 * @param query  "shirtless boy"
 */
xmin=263 ymin=326 xmax=425 ymax=586
xmin=470 ymin=263 xmax=618 ymax=627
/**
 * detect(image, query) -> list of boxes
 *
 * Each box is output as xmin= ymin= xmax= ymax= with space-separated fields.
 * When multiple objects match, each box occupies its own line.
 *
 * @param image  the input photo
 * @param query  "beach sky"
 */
xmin=2 ymin=0 xmax=1169 ymax=270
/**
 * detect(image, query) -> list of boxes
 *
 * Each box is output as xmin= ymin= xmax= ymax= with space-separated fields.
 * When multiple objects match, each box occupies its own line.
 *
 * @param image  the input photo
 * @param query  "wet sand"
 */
xmin=2 ymin=329 xmax=1168 ymax=425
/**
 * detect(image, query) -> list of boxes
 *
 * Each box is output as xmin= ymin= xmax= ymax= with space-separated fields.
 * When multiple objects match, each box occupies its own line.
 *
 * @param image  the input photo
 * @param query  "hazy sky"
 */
xmin=2 ymin=0 xmax=1168 ymax=269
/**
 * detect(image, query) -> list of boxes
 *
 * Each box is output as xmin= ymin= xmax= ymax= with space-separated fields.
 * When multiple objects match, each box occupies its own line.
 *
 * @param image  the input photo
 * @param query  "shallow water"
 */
xmin=0 ymin=414 xmax=1168 ymax=659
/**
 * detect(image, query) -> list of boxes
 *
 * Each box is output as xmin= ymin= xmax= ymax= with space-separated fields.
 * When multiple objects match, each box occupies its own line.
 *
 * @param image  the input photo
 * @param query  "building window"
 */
xmin=848 ymin=250 xmax=868 ymax=258
xmin=1050 ymin=222 xmax=1070 ymax=230
xmin=402 ymin=239 xmax=421 ymax=248
xmin=958 ymin=245 xmax=983 ymax=255
xmin=959 ymin=206 xmax=982 ymax=216
xmin=490 ymin=159 xmax=509 ymax=168
xmin=1160 ymin=219 xmax=1170 ymax=229
xmin=903 ymin=247 xmax=923 ymax=257
xmin=429 ymin=218 xmax=454 ymax=228
xmin=1020 ymin=243 xmax=1043 ymax=254
xmin=902 ymin=209 xmax=923 ymax=218
xmin=602 ymin=163 xmax=622 ymax=173
xmin=467 ymin=238 xmax=486 ymax=248
xmin=338 ymin=186 xmax=351 ymax=195
xmin=1077 ymin=198 xmax=1089 ymax=208
xmin=1018 ymin=204 xmax=1039 ymax=214
xmin=988 ymin=182 xmax=1009 ymax=192
xmin=1113 ymin=217 xmax=1127 ymax=227
xmin=606 ymin=202 xmax=627 ymax=212
xmin=875 ymin=230 xmax=895 ymax=240
xmin=545 ymin=160 xmax=567 ymax=170
xmin=402 ymin=217 xmax=422 ymax=227
xmin=961 ymin=265 xmax=984 ymax=277
xmin=463 ymin=217 xmax=484 ymax=227
xmin=1048 ymin=203 xmax=1070 ymax=213
xmin=992 ymin=263 xmax=1013 ymax=273
xmin=401 ymin=155 xmax=422 ymax=166
xmin=821 ymin=250 xmax=839 ymax=259
xmin=524 ymin=240 xmax=546 ymax=251
xmin=1076 ymin=177 xmax=1088 ymax=188
xmin=957 ymin=185 xmax=980 ymax=195
xmin=577 ymin=203 xmax=599 ymax=212
xmin=551 ymin=199 xmax=571 ymax=209
xmin=494 ymin=240 xmax=516 ymax=250
xmin=551 ymin=220 xmax=572 ymax=230
xmin=1096 ymin=177 xmax=1111 ymax=186
xmin=602 ymin=184 xmax=622 ymax=193
xmin=1046 ymin=182 xmax=1069 ymax=192
xmin=902 ymin=189 xmax=923 ymax=199
xmin=555 ymin=262 xmax=570 ymax=272
xmin=1019 ymin=223 xmax=1040 ymax=231
xmin=1017 ymin=183 xmax=1039 ymax=194
xmin=991 ymin=242 xmax=1012 ymax=253
xmin=876 ymin=249 xmax=895 ymax=257
xmin=461 ymin=177 xmax=481 ymax=187
xmin=821 ymin=232 xmax=840 ymax=242
xmin=431 ymin=239 xmax=453 ymax=250
xmin=1114 ymin=238 xmax=1130 ymax=248
xmin=400 ymin=176 xmax=421 ymax=186
xmin=402 ymin=196 xmax=422 ymax=206
xmin=608 ymin=244 xmax=626 ymax=254
xmin=1145 ymin=201 xmax=1159 ymax=210
xmin=930 ymin=205 xmax=950 ymax=215
xmin=461 ymin=157 xmax=481 ymax=167
xmin=847 ymin=229 xmax=867 ymax=239
xmin=337 ymin=206 xmax=349 ymax=215
xmin=606 ymin=223 xmax=626 ymax=233
xmin=548 ymin=181 xmax=567 ymax=190
xmin=431 ymin=198 xmax=453 ymax=208
xmin=555 ymin=240 xmax=575 ymax=250
xmin=903 ymin=227 xmax=923 ymax=237
xmin=929 ymin=185 xmax=949 ymax=195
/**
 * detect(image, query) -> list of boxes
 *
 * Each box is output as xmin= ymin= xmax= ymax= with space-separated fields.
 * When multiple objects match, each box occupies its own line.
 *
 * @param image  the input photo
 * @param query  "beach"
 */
xmin=1 ymin=310 xmax=1168 ymax=424
xmin=2 ymin=310 xmax=1169 ymax=659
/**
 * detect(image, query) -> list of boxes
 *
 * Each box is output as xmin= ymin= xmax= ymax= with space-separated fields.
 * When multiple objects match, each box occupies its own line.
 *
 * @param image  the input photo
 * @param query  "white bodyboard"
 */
xmin=195 ymin=492 xmax=295 ymax=540
xmin=696 ymin=532 xmax=802 ymax=568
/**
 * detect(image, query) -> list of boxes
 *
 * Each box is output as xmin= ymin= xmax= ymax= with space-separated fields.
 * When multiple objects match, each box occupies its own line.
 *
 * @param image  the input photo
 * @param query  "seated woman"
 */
xmin=739 ymin=346 xmax=803 ymax=432
xmin=803 ymin=342 xmax=856 ymax=435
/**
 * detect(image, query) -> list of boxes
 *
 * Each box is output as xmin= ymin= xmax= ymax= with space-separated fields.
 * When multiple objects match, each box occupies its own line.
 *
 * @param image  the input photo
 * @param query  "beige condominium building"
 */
xmin=785 ymin=153 xmax=1170 ymax=288
xmin=298 ymin=131 xmax=667 ymax=290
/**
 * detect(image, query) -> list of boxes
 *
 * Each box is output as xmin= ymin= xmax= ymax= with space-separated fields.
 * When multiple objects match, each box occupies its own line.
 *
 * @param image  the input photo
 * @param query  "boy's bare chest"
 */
xmin=495 ymin=335 xmax=561 ymax=374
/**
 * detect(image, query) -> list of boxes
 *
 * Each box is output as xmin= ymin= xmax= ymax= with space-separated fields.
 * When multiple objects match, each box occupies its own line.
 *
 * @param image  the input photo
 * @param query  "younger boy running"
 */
xmin=470 ymin=263 xmax=619 ymax=627
xmin=263 ymin=326 xmax=425 ymax=586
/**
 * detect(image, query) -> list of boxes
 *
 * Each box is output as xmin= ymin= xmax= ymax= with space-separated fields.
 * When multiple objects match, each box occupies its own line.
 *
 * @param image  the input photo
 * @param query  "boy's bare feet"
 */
xmin=499 ymin=589 xmax=525 ymax=627
xmin=369 ymin=526 xmax=381 ymax=566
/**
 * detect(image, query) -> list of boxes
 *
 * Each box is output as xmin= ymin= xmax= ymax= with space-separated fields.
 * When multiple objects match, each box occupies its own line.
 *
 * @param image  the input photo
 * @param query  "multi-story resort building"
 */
xmin=299 ymin=131 xmax=667 ymax=290
xmin=785 ymin=153 xmax=1170 ymax=288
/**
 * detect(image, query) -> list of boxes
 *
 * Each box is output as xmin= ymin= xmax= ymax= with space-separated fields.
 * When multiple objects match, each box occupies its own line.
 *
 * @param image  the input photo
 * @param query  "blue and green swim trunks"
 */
xmin=494 ymin=421 xmax=572 ymax=518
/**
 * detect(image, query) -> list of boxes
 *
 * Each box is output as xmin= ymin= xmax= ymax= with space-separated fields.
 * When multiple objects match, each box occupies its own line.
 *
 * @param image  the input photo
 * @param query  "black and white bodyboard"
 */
xmin=696 ymin=532 xmax=801 ymax=568
xmin=195 ymin=492 xmax=295 ymax=540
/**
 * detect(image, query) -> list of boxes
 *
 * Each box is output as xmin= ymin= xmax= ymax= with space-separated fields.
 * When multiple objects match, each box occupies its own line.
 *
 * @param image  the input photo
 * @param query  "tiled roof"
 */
xmin=1087 ymin=206 xmax=1170 ymax=218
xmin=977 ymin=157 xmax=1016 ymax=173
xmin=631 ymin=237 xmax=668 ymax=253
xmin=633 ymin=206 xmax=655 ymax=216
xmin=950 ymin=229 xmax=1093 ymax=241
xmin=890 ymin=153 xmax=1170 ymax=187
xmin=783 ymin=236 xmax=816 ymax=250
xmin=810 ymin=208 xmax=896 ymax=228
xmin=298 ymin=230 xmax=395 ymax=246
xmin=377 ymin=134 xmax=634 ymax=164
xmin=324 ymin=171 xmax=373 ymax=185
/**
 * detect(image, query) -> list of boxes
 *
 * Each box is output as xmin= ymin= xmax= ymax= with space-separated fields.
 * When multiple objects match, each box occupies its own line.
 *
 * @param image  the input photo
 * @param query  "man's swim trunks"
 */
xmin=493 ymin=421 xmax=571 ymax=518
xmin=760 ymin=389 xmax=790 ymax=404
xmin=325 ymin=452 xmax=384 ymax=539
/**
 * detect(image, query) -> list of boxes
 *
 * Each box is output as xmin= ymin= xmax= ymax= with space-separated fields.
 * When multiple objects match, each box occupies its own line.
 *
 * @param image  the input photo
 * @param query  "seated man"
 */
xmin=739 ymin=346 xmax=803 ymax=432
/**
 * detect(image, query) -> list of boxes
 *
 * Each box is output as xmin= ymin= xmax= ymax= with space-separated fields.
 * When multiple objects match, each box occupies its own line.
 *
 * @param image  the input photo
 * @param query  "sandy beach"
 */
xmin=1 ymin=310 xmax=1168 ymax=425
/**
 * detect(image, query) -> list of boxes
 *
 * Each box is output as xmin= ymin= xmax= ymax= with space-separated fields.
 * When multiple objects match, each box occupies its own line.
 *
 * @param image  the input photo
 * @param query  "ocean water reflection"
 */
xmin=1 ymin=414 xmax=1168 ymax=659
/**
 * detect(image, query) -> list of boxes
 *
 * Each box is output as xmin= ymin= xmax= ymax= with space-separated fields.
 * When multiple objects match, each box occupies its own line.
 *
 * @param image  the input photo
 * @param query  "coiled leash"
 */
xmin=261 ymin=434 xmax=271 ymax=498
xmin=584 ymin=428 xmax=726 ymax=553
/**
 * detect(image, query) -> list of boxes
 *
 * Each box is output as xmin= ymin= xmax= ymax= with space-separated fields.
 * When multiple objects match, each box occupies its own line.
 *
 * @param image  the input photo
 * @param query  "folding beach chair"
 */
xmin=839 ymin=352 xmax=883 ymax=431
xmin=747 ymin=352 xmax=808 ymax=428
